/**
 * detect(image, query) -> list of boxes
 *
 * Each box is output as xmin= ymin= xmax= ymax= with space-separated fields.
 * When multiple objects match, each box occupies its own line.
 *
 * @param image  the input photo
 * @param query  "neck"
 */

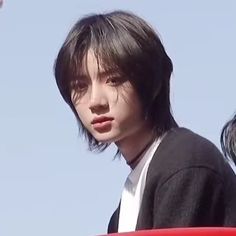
xmin=115 ymin=124 xmax=155 ymax=169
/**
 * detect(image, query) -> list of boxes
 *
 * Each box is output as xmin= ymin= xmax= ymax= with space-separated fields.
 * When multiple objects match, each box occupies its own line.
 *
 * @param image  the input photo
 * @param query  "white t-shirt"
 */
xmin=118 ymin=138 xmax=161 ymax=233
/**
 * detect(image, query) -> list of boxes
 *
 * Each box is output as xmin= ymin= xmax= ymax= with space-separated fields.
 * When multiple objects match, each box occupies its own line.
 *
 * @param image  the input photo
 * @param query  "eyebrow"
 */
xmin=97 ymin=69 xmax=118 ymax=78
xmin=78 ymin=69 xmax=119 ymax=81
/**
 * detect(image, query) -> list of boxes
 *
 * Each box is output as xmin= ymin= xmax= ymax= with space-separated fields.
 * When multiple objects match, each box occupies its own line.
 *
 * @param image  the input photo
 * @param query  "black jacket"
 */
xmin=108 ymin=128 xmax=236 ymax=233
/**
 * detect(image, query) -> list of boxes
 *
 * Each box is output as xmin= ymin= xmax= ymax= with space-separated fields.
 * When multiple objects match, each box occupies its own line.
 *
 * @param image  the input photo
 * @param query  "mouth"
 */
xmin=91 ymin=116 xmax=114 ymax=131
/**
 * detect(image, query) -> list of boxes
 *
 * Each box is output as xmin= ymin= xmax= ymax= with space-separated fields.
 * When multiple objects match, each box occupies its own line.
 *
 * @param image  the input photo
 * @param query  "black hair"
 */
xmin=54 ymin=10 xmax=178 ymax=152
xmin=221 ymin=114 xmax=236 ymax=164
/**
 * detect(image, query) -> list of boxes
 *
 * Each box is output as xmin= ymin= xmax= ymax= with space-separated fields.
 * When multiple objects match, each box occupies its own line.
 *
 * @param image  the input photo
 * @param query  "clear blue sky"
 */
xmin=0 ymin=1 xmax=235 ymax=236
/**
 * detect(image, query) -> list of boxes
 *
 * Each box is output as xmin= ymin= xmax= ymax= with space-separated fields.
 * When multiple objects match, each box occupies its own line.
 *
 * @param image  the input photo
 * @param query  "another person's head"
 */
xmin=54 ymin=10 xmax=177 ymax=152
xmin=221 ymin=114 xmax=236 ymax=164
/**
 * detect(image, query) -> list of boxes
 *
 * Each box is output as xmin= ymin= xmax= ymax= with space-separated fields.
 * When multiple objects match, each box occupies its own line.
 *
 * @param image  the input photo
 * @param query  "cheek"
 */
xmin=116 ymin=93 xmax=144 ymax=124
xmin=75 ymin=105 xmax=90 ymax=127
xmin=123 ymin=90 xmax=143 ymax=114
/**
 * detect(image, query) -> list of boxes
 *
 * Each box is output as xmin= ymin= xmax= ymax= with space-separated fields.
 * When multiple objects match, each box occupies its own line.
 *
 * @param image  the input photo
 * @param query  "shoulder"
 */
xmin=158 ymin=127 xmax=223 ymax=165
xmin=161 ymin=127 xmax=218 ymax=152
xmin=147 ymin=127 xmax=232 ymax=184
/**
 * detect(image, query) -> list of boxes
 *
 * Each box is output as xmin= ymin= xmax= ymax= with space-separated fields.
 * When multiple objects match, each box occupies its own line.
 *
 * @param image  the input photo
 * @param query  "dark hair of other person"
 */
xmin=54 ymin=10 xmax=178 ymax=152
xmin=221 ymin=114 xmax=236 ymax=164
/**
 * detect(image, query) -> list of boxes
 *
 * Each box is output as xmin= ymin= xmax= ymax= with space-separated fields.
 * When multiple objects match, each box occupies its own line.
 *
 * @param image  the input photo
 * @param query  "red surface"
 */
xmin=99 ymin=228 xmax=236 ymax=236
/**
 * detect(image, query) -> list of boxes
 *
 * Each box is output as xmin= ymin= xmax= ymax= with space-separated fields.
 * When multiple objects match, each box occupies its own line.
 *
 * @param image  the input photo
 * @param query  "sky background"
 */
xmin=0 ymin=1 xmax=235 ymax=236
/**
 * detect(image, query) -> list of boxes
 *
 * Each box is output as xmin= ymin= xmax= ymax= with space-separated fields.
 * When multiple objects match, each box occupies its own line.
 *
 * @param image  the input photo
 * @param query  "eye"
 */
xmin=106 ymin=76 xmax=122 ymax=86
xmin=75 ymin=80 xmax=88 ymax=91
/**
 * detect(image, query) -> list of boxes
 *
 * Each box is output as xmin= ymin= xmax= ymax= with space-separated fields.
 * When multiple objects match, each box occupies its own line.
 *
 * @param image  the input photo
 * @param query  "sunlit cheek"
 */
xmin=71 ymin=91 xmax=88 ymax=122
xmin=71 ymin=89 xmax=91 ymax=106
xmin=75 ymin=105 xmax=91 ymax=128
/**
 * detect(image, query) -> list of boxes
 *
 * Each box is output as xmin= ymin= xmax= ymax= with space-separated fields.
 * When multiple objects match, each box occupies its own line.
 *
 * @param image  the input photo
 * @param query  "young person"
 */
xmin=54 ymin=10 xmax=236 ymax=233
xmin=221 ymin=114 xmax=236 ymax=165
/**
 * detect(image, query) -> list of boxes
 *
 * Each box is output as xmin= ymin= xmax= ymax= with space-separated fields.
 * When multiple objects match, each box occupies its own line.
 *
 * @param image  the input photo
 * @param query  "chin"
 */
xmin=94 ymin=136 xmax=116 ymax=143
xmin=92 ymin=132 xmax=120 ymax=144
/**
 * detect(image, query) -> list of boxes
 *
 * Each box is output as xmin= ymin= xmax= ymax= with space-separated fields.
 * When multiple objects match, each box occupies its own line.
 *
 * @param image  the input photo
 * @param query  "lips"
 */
xmin=91 ymin=116 xmax=114 ymax=124
xmin=91 ymin=116 xmax=114 ymax=131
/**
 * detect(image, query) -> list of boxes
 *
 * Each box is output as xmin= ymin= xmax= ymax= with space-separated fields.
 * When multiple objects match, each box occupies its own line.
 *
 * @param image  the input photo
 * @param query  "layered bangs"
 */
xmin=78 ymin=12 xmax=150 ymax=84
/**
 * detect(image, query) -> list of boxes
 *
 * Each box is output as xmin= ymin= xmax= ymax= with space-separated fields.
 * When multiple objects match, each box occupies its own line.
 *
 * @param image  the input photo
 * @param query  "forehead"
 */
xmin=80 ymin=49 xmax=119 ymax=79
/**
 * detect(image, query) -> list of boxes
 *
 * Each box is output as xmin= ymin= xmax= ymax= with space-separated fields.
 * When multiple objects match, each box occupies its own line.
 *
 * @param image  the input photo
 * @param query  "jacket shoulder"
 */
xmin=147 ymin=127 xmax=230 ymax=184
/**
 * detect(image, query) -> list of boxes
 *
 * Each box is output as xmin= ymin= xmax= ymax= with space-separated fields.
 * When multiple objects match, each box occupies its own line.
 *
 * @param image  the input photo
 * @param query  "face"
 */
xmin=71 ymin=50 xmax=149 ymax=144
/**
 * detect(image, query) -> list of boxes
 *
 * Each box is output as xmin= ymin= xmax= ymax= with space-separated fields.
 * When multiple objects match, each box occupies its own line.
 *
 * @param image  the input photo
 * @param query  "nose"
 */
xmin=88 ymin=84 xmax=108 ymax=112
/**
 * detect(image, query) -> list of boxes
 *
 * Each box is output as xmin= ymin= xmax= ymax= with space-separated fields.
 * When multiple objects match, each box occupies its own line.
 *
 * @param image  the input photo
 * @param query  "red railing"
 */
xmin=99 ymin=228 xmax=236 ymax=236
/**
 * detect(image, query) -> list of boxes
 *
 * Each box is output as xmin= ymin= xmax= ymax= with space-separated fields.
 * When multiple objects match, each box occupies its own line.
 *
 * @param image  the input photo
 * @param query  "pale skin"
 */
xmin=71 ymin=49 xmax=154 ymax=168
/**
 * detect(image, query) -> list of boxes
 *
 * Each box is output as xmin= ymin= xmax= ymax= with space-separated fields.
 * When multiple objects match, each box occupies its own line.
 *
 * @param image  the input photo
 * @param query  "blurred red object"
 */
xmin=98 ymin=228 xmax=236 ymax=236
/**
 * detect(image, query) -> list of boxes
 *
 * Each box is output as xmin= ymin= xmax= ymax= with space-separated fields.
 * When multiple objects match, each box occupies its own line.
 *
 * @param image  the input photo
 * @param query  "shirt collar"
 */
xmin=127 ymin=138 xmax=161 ymax=186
